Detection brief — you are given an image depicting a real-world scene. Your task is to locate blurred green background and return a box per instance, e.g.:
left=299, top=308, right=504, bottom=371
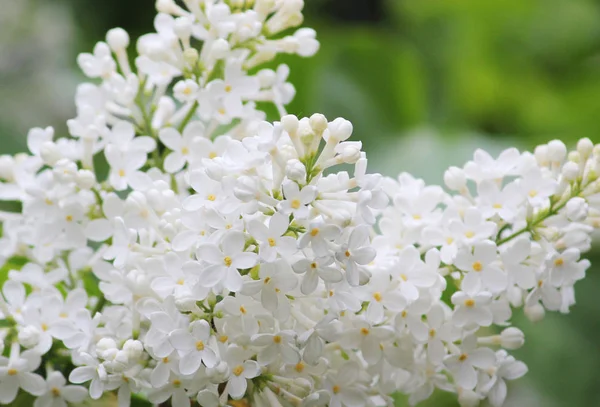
left=2, top=0, right=600, bottom=406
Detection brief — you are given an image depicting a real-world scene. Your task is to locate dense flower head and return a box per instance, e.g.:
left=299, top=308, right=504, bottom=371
left=0, top=1, right=600, bottom=406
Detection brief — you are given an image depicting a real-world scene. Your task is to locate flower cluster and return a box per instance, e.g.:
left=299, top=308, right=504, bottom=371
left=1, top=1, right=599, bottom=407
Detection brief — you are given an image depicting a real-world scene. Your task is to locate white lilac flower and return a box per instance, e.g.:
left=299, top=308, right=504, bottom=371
left=0, top=1, right=599, bottom=406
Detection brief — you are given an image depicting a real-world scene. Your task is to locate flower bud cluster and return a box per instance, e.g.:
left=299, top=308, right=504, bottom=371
left=0, top=1, right=599, bottom=407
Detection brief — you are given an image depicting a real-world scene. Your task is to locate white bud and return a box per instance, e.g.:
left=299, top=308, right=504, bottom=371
left=76, top=170, right=96, bottom=189
left=500, top=327, right=525, bottom=349
left=285, top=159, right=306, bottom=182
left=156, top=0, right=180, bottom=14
left=183, top=48, right=199, bottom=66
left=257, top=69, right=276, bottom=88
left=340, top=144, right=362, bottom=164
left=234, top=176, right=259, bottom=202
left=53, top=159, right=78, bottom=182
left=281, top=114, right=299, bottom=134
left=174, top=17, right=192, bottom=40
left=106, top=28, right=130, bottom=52
left=577, top=137, right=594, bottom=158
left=210, top=38, right=230, bottom=60
left=524, top=303, right=545, bottom=322
left=18, top=326, right=41, bottom=348
left=566, top=197, right=588, bottom=222
left=309, top=113, right=328, bottom=135
left=561, top=161, right=579, bottom=181
left=457, top=388, right=480, bottom=407
left=443, top=166, right=466, bottom=191
left=255, top=0, right=276, bottom=15
left=327, top=118, right=353, bottom=141
left=534, top=144, right=549, bottom=165
left=0, top=155, right=14, bottom=180
left=123, top=339, right=144, bottom=360
left=97, top=338, right=118, bottom=353
left=547, top=140, right=567, bottom=163
left=40, top=141, right=62, bottom=165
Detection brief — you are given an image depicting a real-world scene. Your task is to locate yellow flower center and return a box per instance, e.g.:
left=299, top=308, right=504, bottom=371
left=291, top=199, right=301, bottom=209
left=332, top=385, right=341, bottom=394
left=7, top=369, right=17, bottom=376
left=233, top=365, right=244, bottom=376
left=118, top=169, right=126, bottom=177
left=268, top=238, right=276, bottom=247
left=464, top=299, right=475, bottom=308
left=224, top=256, right=232, bottom=267
left=472, top=261, right=482, bottom=272
left=239, top=306, right=247, bottom=314
left=373, top=292, right=382, bottom=302
left=464, top=231, right=475, bottom=238
left=310, top=228, right=320, bottom=236
left=458, top=353, right=468, bottom=362
left=181, top=147, right=190, bottom=155
left=51, top=387, right=61, bottom=397
left=273, top=335, right=282, bottom=344
left=196, top=341, right=205, bottom=351
left=209, top=151, right=218, bottom=159
left=207, top=194, right=216, bottom=201
left=554, top=258, right=564, bottom=266
left=295, top=362, right=305, bottom=372
left=360, top=327, right=370, bottom=335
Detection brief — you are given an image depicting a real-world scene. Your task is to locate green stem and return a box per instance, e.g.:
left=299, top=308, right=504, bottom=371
left=177, top=101, right=199, bottom=133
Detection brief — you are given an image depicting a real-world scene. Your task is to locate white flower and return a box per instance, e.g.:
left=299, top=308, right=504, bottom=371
left=0, top=347, right=46, bottom=404
left=444, top=336, right=496, bottom=390
left=251, top=330, right=300, bottom=366
left=223, top=345, right=261, bottom=400
left=335, top=225, right=376, bottom=286
left=455, top=241, right=506, bottom=294
left=451, top=290, right=494, bottom=328
left=34, top=371, right=87, bottom=407
left=195, top=230, right=257, bottom=292
left=159, top=122, right=206, bottom=173
left=279, top=182, right=316, bottom=218
left=292, top=255, right=342, bottom=295
left=169, top=320, right=219, bottom=374
left=248, top=212, right=297, bottom=262
left=478, top=350, right=527, bottom=407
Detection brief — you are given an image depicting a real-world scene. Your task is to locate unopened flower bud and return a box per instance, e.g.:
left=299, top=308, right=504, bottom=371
left=18, top=326, right=40, bottom=348
left=577, top=137, right=594, bottom=158
left=183, top=48, right=199, bottom=66
left=123, top=339, right=144, bottom=360
left=327, top=118, right=353, bottom=142
left=286, top=159, right=306, bottom=182
left=524, top=303, right=545, bottom=322
left=547, top=140, right=567, bottom=163
left=444, top=166, right=466, bottom=191
left=257, top=69, right=276, bottom=88
left=309, top=113, right=328, bottom=135
left=561, top=161, right=579, bottom=182
left=281, top=114, right=299, bottom=135
left=457, top=388, right=480, bottom=407
left=97, top=337, right=118, bottom=354
left=210, top=39, right=230, bottom=60
left=500, top=327, right=525, bottom=349
left=340, top=144, right=361, bottom=164
left=534, top=144, right=549, bottom=166
left=76, top=170, right=96, bottom=189
left=106, top=28, right=130, bottom=52
left=40, top=141, right=62, bottom=165
left=566, top=197, right=588, bottom=222
left=174, top=17, right=192, bottom=40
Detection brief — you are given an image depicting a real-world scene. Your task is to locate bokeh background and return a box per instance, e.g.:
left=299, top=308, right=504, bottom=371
left=2, top=0, right=600, bottom=406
